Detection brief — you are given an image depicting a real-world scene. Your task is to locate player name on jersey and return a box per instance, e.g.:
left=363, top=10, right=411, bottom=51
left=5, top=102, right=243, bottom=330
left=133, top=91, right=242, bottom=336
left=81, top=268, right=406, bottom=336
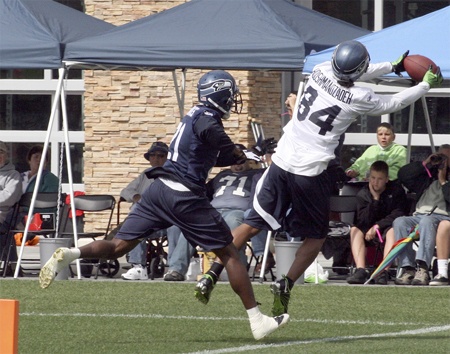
left=311, top=68, right=354, bottom=104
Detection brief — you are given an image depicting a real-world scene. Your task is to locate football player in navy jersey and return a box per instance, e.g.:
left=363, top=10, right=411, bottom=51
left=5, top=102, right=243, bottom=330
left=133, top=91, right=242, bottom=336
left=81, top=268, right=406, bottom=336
left=39, top=70, right=289, bottom=340
left=197, top=40, right=443, bottom=316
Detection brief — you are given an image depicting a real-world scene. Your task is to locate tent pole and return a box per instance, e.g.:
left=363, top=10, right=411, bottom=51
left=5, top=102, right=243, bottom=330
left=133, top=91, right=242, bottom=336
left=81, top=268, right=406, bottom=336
left=297, top=80, right=306, bottom=99
left=290, top=77, right=307, bottom=122
left=14, top=69, right=66, bottom=278
left=181, top=69, right=186, bottom=117
left=421, top=96, right=436, bottom=153
left=172, top=69, right=185, bottom=119
left=60, top=67, right=81, bottom=279
left=258, top=231, right=273, bottom=283
left=406, top=102, right=415, bottom=163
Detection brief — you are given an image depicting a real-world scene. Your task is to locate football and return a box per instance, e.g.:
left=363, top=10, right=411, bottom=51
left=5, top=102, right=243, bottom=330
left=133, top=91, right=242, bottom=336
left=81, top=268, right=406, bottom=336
left=403, top=54, right=438, bottom=82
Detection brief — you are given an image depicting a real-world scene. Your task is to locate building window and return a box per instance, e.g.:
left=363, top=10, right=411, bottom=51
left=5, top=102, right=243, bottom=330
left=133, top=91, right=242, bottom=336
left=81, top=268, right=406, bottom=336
left=0, top=0, right=85, bottom=191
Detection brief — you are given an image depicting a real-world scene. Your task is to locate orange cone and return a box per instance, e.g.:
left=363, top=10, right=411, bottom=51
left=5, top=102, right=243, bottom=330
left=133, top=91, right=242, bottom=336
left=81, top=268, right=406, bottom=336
left=0, top=299, right=19, bottom=354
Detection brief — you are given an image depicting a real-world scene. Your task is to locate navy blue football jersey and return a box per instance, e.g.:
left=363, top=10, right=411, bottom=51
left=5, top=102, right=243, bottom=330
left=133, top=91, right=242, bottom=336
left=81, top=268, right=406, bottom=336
left=159, top=105, right=239, bottom=193
left=207, top=168, right=262, bottom=211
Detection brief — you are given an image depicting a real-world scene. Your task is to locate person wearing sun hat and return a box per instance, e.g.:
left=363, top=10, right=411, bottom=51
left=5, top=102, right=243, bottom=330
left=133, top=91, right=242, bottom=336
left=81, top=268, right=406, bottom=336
left=143, top=141, right=169, bottom=162
left=119, top=141, right=169, bottom=280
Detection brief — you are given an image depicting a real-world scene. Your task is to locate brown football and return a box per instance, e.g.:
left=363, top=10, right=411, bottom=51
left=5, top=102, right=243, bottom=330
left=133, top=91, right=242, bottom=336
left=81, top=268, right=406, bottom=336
left=403, top=54, right=438, bottom=82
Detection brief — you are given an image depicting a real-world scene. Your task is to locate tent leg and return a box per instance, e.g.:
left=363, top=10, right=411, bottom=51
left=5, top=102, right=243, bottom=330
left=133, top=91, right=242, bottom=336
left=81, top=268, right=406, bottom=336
left=14, top=69, right=66, bottom=278
left=258, top=230, right=273, bottom=283
left=60, top=67, right=81, bottom=279
left=314, top=257, right=319, bottom=284
left=291, top=78, right=306, bottom=121
left=172, top=69, right=186, bottom=120
left=421, top=96, right=436, bottom=153
left=406, top=102, right=415, bottom=163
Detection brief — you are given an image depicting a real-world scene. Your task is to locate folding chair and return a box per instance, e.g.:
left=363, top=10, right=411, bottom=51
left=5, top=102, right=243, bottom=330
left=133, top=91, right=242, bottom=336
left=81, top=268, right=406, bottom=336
left=62, top=194, right=117, bottom=278
left=116, top=196, right=169, bottom=280
left=314, top=195, right=358, bottom=281
left=116, top=196, right=127, bottom=228
left=1, top=192, right=60, bottom=277
left=246, top=242, right=275, bottom=281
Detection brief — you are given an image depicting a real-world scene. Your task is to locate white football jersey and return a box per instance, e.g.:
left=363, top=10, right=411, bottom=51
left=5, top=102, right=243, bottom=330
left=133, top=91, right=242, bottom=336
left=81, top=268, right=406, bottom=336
left=272, top=61, right=429, bottom=176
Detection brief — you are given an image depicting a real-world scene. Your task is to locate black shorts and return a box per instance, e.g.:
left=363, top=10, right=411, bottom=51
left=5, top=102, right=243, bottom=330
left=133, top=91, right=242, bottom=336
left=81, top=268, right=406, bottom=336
left=245, top=163, right=330, bottom=239
left=116, top=179, right=233, bottom=251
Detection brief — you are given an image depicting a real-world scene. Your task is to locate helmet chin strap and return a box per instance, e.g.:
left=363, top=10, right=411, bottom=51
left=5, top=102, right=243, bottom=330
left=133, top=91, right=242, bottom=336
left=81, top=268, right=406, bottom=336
left=207, top=97, right=230, bottom=118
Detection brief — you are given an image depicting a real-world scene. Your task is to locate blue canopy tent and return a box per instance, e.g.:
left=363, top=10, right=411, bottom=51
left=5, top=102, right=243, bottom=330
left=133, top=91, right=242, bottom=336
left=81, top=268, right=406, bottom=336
left=0, top=0, right=115, bottom=278
left=303, top=6, right=450, bottom=83
left=301, top=6, right=450, bottom=161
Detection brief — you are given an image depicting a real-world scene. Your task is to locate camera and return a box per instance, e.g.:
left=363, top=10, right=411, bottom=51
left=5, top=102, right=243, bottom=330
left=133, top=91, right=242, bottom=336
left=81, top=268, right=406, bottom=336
left=430, top=153, right=448, bottom=169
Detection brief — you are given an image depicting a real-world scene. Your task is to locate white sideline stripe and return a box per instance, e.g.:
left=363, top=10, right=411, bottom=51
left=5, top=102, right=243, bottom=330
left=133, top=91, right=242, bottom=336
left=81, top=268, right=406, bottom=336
left=187, top=325, right=450, bottom=354
left=21, top=312, right=433, bottom=327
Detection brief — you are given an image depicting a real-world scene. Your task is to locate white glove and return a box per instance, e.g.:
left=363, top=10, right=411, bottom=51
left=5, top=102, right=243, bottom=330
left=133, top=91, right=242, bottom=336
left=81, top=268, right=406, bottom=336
left=243, top=150, right=261, bottom=162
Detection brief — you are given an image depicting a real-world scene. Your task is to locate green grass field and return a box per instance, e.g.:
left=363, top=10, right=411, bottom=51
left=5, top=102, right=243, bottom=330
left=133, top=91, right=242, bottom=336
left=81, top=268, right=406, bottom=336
left=1, top=278, right=449, bottom=354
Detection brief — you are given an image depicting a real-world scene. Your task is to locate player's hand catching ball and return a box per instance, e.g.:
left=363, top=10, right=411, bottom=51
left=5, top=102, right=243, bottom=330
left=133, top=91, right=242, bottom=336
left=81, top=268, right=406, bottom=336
left=422, top=66, right=443, bottom=88
left=391, top=50, right=409, bottom=77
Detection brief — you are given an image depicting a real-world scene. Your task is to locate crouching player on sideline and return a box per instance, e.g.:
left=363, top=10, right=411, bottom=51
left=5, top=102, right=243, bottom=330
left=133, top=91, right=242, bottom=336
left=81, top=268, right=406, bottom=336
left=195, top=40, right=443, bottom=316
left=39, top=70, right=289, bottom=340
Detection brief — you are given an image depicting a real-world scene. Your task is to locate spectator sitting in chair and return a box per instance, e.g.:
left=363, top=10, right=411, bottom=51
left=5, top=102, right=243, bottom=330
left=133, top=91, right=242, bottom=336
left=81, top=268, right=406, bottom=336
left=21, top=145, right=59, bottom=194
left=16, top=145, right=60, bottom=245
left=206, top=144, right=276, bottom=273
left=394, top=145, right=450, bottom=286
left=120, top=141, right=169, bottom=281
left=163, top=225, right=196, bottom=281
left=346, top=161, right=407, bottom=285
left=346, top=123, right=406, bottom=182
left=429, top=219, right=450, bottom=286
left=0, top=142, right=22, bottom=267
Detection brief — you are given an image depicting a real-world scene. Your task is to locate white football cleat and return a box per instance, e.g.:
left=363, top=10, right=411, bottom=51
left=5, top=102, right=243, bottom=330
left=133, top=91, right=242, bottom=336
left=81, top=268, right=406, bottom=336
left=251, top=313, right=290, bottom=340
left=39, top=248, right=74, bottom=289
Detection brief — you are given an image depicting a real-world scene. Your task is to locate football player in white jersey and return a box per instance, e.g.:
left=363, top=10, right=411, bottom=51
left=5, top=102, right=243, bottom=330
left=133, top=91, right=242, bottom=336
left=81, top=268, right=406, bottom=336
left=195, top=40, right=443, bottom=316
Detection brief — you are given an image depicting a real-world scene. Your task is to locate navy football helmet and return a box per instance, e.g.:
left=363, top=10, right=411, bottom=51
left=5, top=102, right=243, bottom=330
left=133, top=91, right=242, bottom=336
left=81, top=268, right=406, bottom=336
left=197, top=70, right=242, bottom=119
left=331, top=40, right=370, bottom=85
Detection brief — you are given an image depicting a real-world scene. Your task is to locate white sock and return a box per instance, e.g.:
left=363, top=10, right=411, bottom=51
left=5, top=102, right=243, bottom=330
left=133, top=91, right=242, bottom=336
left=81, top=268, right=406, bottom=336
left=247, top=306, right=262, bottom=321
left=67, top=248, right=81, bottom=260
left=437, top=259, right=449, bottom=278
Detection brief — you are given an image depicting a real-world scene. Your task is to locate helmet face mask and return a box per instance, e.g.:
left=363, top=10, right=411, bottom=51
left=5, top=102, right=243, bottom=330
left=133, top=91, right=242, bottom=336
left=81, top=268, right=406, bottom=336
left=331, top=40, right=370, bottom=85
left=198, top=70, right=243, bottom=119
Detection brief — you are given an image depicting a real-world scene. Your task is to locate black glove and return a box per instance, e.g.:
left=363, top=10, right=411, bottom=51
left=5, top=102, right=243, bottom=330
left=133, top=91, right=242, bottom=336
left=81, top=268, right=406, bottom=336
left=252, top=137, right=278, bottom=156
left=391, top=50, right=409, bottom=77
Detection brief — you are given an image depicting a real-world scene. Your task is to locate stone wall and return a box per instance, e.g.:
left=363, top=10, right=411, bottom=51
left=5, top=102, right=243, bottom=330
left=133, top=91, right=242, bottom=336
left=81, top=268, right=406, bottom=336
left=83, top=0, right=282, bottom=230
